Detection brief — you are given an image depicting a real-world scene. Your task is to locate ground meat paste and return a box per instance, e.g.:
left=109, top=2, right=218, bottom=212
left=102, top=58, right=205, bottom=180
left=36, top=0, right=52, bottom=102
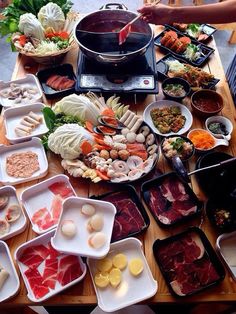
left=6, top=151, right=39, bottom=178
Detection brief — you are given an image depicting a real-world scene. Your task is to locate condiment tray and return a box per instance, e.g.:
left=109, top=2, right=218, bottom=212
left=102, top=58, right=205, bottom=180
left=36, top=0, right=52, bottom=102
left=0, top=186, right=27, bottom=241
left=15, top=229, right=87, bottom=302
left=0, top=137, right=48, bottom=185
left=87, top=237, right=158, bottom=312
left=0, top=240, right=20, bottom=302
left=51, top=196, right=116, bottom=258
left=3, top=103, right=49, bottom=144
left=0, top=74, right=43, bottom=108
left=216, top=231, right=236, bottom=281
left=20, top=174, right=76, bottom=234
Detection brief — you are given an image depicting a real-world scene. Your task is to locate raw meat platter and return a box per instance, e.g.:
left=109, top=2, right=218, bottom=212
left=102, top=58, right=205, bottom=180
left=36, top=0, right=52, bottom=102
left=20, top=174, right=76, bottom=234
left=0, top=137, right=48, bottom=185
left=155, top=54, right=220, bottom=90
left=0, top=74, right=43, bottom=108
left=216, top=231, right=236, bottom=281
left=0, top=186, right=27, bottom=241
left=0, top=240, right=20, bottom=302
left=15, top=229, right=87, bottom=302
left=51, top=196, right=116, bottom=258
left=153, top=227, right=225, bottom=297
left=3, top=102, right=49, bottom=144
left=154, top=25, right=214, bottom=67
left=92, top=185, right=150, bottom=242
left=87, top=237, right=158, bottom=312
left=141, top=172, right=202, bottom=227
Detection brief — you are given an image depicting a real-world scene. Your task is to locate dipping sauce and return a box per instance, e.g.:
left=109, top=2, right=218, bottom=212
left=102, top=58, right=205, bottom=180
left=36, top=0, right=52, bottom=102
left=208, top=121, right=229, bottom=136
left=163, top=84, right=186, bottom=97
left=188, top=129, right=215, bottom=150
left=194, top=97, right=221, bottom=112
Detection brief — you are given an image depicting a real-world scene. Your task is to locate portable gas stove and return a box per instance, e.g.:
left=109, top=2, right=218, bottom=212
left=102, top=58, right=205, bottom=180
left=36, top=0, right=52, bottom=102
left=75, top=42, right=158, bottom=94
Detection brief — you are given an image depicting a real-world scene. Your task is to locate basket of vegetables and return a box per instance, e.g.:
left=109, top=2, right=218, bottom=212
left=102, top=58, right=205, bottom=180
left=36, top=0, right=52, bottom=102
left=0, top=0, right=78, bottom=64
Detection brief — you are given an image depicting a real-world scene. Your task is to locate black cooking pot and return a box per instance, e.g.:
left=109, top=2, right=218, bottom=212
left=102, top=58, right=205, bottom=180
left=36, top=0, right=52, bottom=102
left=74, top=3, right=153, bottom=65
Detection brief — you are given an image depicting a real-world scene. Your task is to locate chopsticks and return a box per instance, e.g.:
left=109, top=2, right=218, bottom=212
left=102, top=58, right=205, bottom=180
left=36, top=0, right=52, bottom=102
left=118, top=0, right=161, bottom=45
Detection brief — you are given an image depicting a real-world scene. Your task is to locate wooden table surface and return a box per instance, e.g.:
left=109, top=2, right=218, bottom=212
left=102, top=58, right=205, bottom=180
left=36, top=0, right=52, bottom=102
left=1, top=25, right=236, bottom=306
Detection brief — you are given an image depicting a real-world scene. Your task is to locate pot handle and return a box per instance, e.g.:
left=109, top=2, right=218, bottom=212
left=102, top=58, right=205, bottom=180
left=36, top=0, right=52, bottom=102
left=100, top=3, right=128, bottom=10
left=96, top=55, right=128, bottom=63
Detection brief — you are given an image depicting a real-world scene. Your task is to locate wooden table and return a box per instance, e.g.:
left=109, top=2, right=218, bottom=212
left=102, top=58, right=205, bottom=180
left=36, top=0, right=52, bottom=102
left=1, top=25, right=236, bottom=307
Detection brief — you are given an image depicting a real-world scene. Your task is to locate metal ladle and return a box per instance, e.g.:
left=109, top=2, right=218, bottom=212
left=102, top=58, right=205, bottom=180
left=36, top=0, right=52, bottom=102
left=172, top=155, right=236, bottom=183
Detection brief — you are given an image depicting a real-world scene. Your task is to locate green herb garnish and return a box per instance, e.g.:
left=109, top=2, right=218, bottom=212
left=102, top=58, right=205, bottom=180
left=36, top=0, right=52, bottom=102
left=171, top=138, right=185, bottom=152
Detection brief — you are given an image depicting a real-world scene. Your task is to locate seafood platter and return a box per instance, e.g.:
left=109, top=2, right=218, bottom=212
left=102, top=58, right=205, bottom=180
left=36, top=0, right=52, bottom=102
left=156, top=54, right=220, bottom=90
left=170, top=23, right=217, bottom=42
left=154, top=25, right=214, bottom=66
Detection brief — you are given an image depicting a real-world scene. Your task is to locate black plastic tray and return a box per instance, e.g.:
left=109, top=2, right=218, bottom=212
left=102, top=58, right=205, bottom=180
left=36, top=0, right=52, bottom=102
left=169, top=23, right=217, bottom=42
left=36, top=63, right=76, bottom=99
left=153, top=227, right=225, bottom=297
left=154, top=25, right=214, bottom=67
left=156, top=54, right=220, bottom=90
left=91, top=185, right=150, bottom=242
left=141, top=172, right=202, bottom=227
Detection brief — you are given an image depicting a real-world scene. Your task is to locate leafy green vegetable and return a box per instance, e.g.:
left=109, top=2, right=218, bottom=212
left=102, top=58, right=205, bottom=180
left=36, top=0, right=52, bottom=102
left=0, top=0, right=73, bottom=38
left=171, top=138, right=185, bottom=152
left=42, top=107, right=56, bottom=130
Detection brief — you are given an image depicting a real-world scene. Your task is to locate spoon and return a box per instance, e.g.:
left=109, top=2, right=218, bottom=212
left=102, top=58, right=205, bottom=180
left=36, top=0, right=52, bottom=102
left=172, top=155, right=236, bottom=183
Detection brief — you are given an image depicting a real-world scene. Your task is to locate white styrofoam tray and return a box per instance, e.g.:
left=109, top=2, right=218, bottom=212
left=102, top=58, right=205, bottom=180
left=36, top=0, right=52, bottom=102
left=0, top=240, right=20, bottom=302
left=15, top=229, right=87, bottom=302
left=216, top=231, right=236, bottom=281
left=0, top=137, right=48, bottom=185
left=0, top=74, right=43, bottom=108
left=87, top=237, right=158, bottom=313
left=20, top=174, right=76, bottom=234
left=3, top=102, right=49, bottom=144
left=0, top=185, right=27, bottom=241
left=51, top=196, right=116, bottom=259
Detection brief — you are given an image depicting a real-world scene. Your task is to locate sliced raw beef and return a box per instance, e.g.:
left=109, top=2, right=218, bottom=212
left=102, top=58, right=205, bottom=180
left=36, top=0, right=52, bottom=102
left=160, top=177, right=189, bottom=202
left=51, top=194, right=63, bottom=222
left=42, top=258, right=58, bottom=289
left=19, top=244, right=50, bottom=268
left=194, top=257, right=220, bottom=285
left=24, top=267, right=49, bottom=299
left=48, top=182, right=74, bottom=199
left=31, top=207, right=54, bottom=231
left=112, top=220, right=123, bottom=241
left=172, top=200, right=197, bottom=216
left=158, top=208, right=183, bottom=225
left=58, top=255, right=83, bottom=286
left=47, top=242, right=60, bottom=259
left=149, top=187, right=167, bottom=216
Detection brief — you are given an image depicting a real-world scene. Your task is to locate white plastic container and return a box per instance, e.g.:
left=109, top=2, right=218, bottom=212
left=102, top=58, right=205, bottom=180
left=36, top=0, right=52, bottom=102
left=216, top=231, right=236, bottom=281
left=20, top=174, right=76, bottom=234
left=0, top=240, right=20, bottom=302
left=0, top=74, right=43, bottom=108
left=87, top=237, right=158, bottom=312
left=51, top=196, right=116, bottom=259
left=0, top=186, right=27, bottom=241
left=3, top=102, right=49, bottom=144
left=0, top=137, right=48, bottom=185
left=15, top=229, right=87, bottom=302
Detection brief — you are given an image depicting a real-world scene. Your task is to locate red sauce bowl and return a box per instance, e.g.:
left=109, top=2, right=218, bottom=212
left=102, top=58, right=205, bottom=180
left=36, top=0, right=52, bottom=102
left=191, top=89, right=224, bottom=118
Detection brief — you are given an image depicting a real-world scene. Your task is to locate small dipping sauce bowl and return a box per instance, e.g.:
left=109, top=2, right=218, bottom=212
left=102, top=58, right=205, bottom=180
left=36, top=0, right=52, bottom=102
left=205, top=116, right=233, bottom=141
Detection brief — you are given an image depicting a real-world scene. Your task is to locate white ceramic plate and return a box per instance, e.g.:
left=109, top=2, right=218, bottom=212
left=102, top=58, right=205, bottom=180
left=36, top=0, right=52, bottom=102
left=0, top=137, right=48, bottom=185
left=15, top=229, right=87, bottom=302
left=20, top=174, right=76, bottom=234
left=0, top=74, right=43, bottom=108
left=0, top=186, right=27, bottom=241
left=51, top=197, right=116, bottom=259
left=3, top=102, right=49, bottom=144
left=143, top=100, right=193, bottom=136
left=87, top=237, right=158, bottom=312
left=0, top=240, right=20, bottom=302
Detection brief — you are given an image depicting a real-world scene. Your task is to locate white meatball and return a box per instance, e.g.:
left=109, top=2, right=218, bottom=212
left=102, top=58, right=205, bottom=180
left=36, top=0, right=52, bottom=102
left=126, top=132, right=136, bottom=143
left=135, top=133, right=145, bottom=143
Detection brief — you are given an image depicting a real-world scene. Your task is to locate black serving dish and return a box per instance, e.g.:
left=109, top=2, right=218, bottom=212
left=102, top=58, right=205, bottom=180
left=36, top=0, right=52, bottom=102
left=141, top=172, right=202, bottom=227
left=195, top=152, right=236, bottom=198
left=169, top=23, right=217, bottom=42
left=162, top=77, right=191, bottom=102
left=36, top=63, right=76, bottom=99
left=206, top=196, right=236, bottom=233
left=91, top=185, right=150, bottom=242
left=153, top=227, right=225, bottom=297
left=154, top=25, right=215, bottom=67
left=156, top=54, right=220, bottom=89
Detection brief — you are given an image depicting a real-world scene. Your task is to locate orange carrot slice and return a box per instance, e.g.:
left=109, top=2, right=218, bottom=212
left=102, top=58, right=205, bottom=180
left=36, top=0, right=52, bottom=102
left=96, top=170, right=109, bottom=180
left=80, top=141, right=92, bottom=155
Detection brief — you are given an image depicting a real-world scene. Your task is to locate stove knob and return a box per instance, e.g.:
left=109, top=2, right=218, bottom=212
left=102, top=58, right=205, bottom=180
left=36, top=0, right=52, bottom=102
left=143, top=79, right=150, bottom=85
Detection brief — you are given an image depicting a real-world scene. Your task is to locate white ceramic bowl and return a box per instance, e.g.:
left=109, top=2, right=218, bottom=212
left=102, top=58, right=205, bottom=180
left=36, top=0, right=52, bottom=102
left=143, top=100, right=193, bottom=136
left=205, top=116, right=233, bottom=141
